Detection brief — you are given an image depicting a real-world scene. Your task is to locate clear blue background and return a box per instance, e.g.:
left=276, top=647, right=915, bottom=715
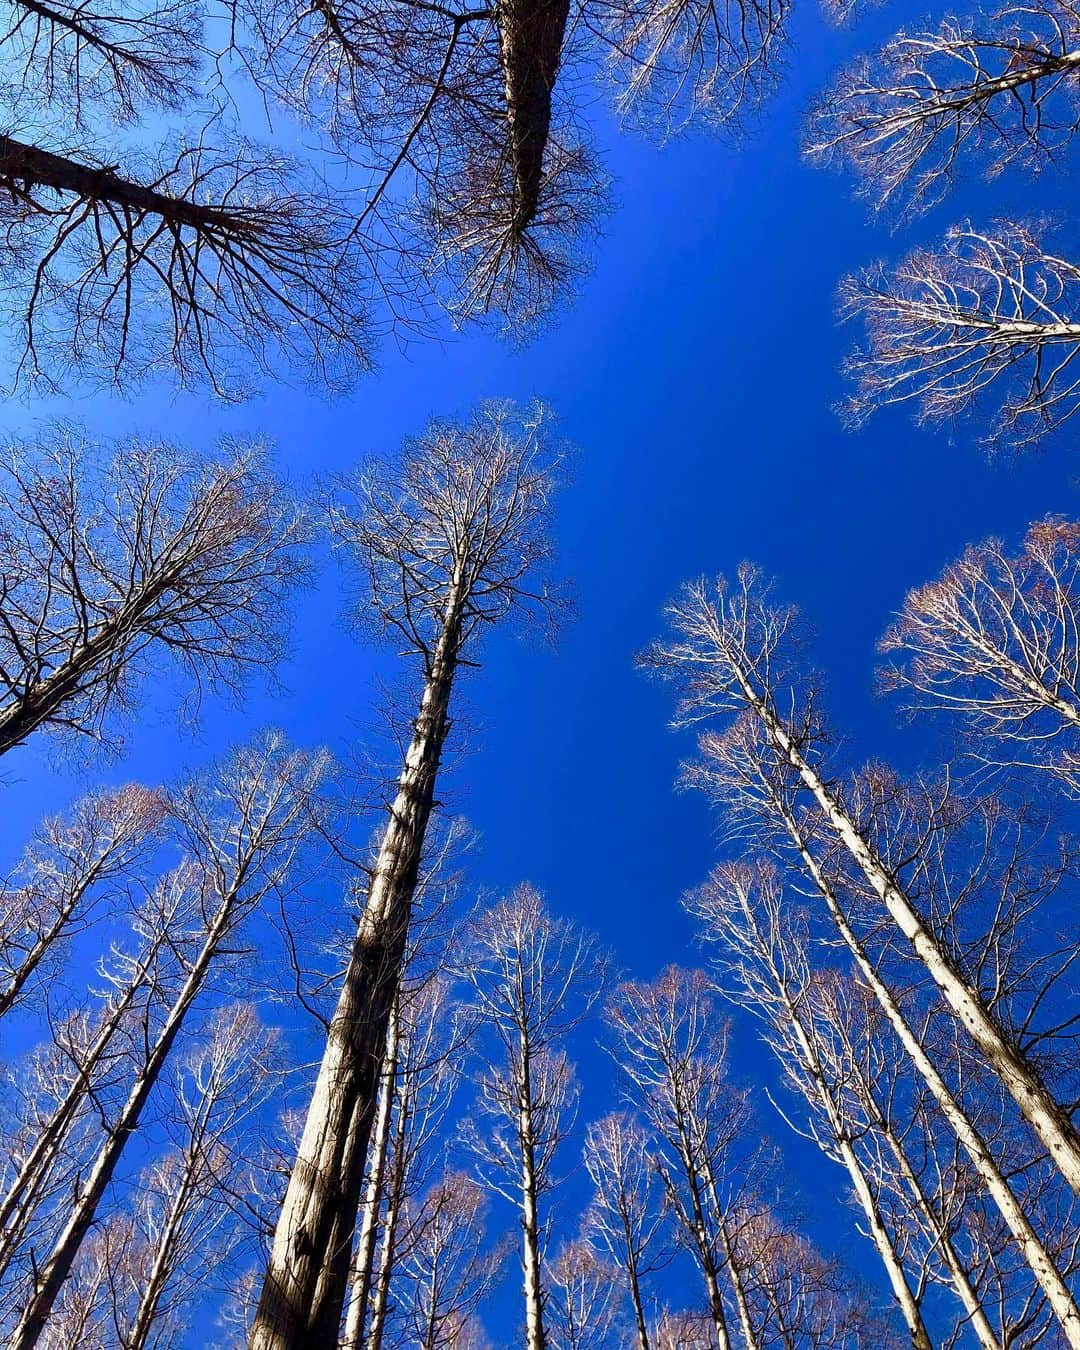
left=1, top=0, right=1076, bottom=1339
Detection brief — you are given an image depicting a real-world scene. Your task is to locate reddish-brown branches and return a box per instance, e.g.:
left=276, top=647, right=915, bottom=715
left=840, top=221, right=1080, bottom=447
left=0, top=136, right=374, bottom=398
left=880, top=517, right=1080, bottom=789
left=807, top=1, right=1080, bottom=219
left=0, top=427, right=310, bottom=759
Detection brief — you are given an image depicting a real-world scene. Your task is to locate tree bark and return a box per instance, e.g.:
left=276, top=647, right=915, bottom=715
left=365, top=1091, right=408, bottom=1350
left=779, top=1001, right=933, bottom=1350
left=8, top=895, right=235, bottom=1349
left=741, top=672, right=1080, bottom=1197
left=342, top=1002, right=400, bottom=1350
left=0, top=136, right=260, bottom=237
left=772, top=790, right=1080, bottom=1347
left=249, top=586, right=464, bottom=1350
left=519, top=1033, right=548, bottom=1350
left=0, top=939, right=164, bottom=1280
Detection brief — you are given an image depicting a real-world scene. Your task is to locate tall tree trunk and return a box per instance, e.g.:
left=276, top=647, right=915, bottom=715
left=125, top=1146, right=203, bottom=1349
left=783, top=1005, right=933, bottom=1350
left=249, top=588, right=464, bottom=1350
left=519, top=1035, right=548, bottom=1350
left=365, top=1094, right=408, bottom=1350
left=742, top=674, right=1080, bottom=1196
left=9, top=899, right=234, bottom=1349
left=0, top=940, right=165, bottom=1279
left=342, top=1002, right=400, bottom=1350
left=662, top=1135, right=732, bottom=1350
left=772, top=790, right=1080, bottom=1348
left=0, top=136, right=259, bottom=235
left=874, top=1109, right=999, bottom=1350
left=714, top=1213, right=758, bottom=1350
left=623, top=1231, right=651, bottom=1350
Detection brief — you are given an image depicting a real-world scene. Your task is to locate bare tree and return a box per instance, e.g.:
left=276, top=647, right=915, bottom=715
left=0, top=427, right=310, bottom=761
left=880, top=517, right=1080, bottom=789
left=583, top=1112, right=668, bottom=1349
left=649, top=567, right=1080, bottom=1197
left=548, top=1236, right=621, bottom=1350
left=353, top=976, right=463, bottom=1350
left=6, top=734, right=328, bottom=1349
left=250, top=402, right=563, bottom=1350
left=459, top=883, right=610, bottom=1350
left=2, top=0, right=199, bottom=124
left=839, top=221, right=1080, bottom=446
left=691, top=859, right=1005, bottom=1349
left=0, top=876, right=192, bottom=1300
left=587, top=0, right=792, bottom=138
left=394, top=1170, right=504, bottom=1350
left=0, top=783, right=165, bottom=1018
left=102, top=1003, right=285, bottom=1349
left=647, top=566, right=1080, bottom=1342
left=806, top=1, right=1080, bottom=219
left=0, top=132, right=376, bottom=397
left=606, top=966, right=767, bottom=1350
left=688, top=861, right=938, bottom=1350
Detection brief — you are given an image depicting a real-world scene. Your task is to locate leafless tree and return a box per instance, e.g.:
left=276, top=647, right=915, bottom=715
left=880, top=517, right=1080, bottom=790
left=690, top=859, right=1011, bottom=1349
left=459, top=883, right=610, bottom=1350
left=806, top=1, right=1080, bottom=219
left=651, top=1308, right=716, bottom=1348
left=393, top=1170, right=504, bottom=1350
left=586, top=0, right=792, bottom=138
left=647, top=566, right=1080, bottom=1342
left=0, top=132, right=376, bottom=398
left=2, top=0, right=200, bottom=124
left=606, top=966, right=771, bottom=1350
left=5, top=734, right=328, bottom=1349
left=0, top=875, right=195, bottom=1295
left=548, top=1236, right=621, bottom=1350
left=347, top=975, right=464, bottom=1350
left=97, top=1003, right=285, bottom=1349
left=583, top=1111, right=668, bottom=1349
left=687, top=861, right=938, bottom=1350
left=0, top=783, right=165, bottom=1018
left=839, top=220, right=1080, bottom=447
left=650, top=567, right=1080, bottom=1193
left=0, top=427, right=310, bottom=761
left=251, top=402, right=563, bottom=1350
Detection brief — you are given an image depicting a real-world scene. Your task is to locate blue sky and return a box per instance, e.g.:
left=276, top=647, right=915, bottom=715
left=2, top=0, right=1078, bottom=1339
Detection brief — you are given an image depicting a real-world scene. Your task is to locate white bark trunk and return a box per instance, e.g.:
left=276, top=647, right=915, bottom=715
left=8, top=897, right=232, bottom=1349
left=342, top=1003, right=399, bottom=1350
left=775, top=795, right=1080, bottom=1347
left=250, top=587, right=464, bottom=1350
left=519, top=1035, right=548, bottom=1350
left=781, top=1001, right=933, bottom=1349
left=742, top=674, right=1080, bottom=1197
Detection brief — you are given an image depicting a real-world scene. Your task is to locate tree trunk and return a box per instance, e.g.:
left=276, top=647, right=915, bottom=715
left=780, top=1004, right=932, bottom=1350
left=249, top=589, right=464, bottom=1350
left=8, top=900, right=232, bottom=1349
left=772, top=790, right=1080, bottom=1348
left=874, top=1109, right=999, bottom=1350
left=0, top=938, right=164, bottom=1279
left=623, top=1230, right=651, bottom=1350
left=519, top=1035, right=548, bottom=1350
left=743, top=674, right=1080, bottom=1196
left=714, top=1214, right=758, bottom=1350
left=342, top=1002, right=400, bottom=1350
left=365, top=1094, right=408, bottom=1350
left=0, top=136, right=260, bottom=236
left=125, top=1138, right=206, bottom=1350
